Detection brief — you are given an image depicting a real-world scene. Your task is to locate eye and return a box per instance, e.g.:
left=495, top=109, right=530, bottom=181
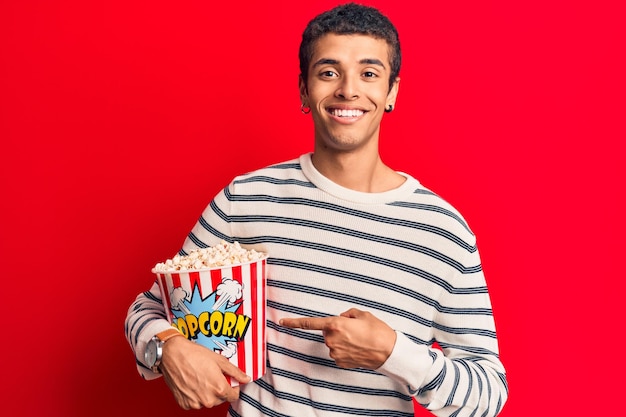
left=363, top=71, right=378, bottom=78
left=320, top=70, right=338, bottom=78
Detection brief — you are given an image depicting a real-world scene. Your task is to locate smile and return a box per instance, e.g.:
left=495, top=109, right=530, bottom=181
left=327, top=108, right=365, bottom=118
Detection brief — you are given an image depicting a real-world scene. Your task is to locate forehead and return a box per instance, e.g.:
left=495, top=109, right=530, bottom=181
left=310, top=33, right=391, bottom=68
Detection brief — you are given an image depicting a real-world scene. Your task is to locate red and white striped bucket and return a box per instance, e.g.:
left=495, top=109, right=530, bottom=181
left=153, top=257, right=267, bottom=385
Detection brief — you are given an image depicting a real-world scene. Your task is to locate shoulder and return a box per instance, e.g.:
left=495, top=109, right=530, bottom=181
left=226, top=155, right=312, bottom=195
left=235, top=157, right=304, bottom=182
left=397, top=179, right=477, bottom=245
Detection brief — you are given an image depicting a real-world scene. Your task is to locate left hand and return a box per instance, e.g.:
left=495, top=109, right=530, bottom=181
left=280, top=308, right=397, bottom=369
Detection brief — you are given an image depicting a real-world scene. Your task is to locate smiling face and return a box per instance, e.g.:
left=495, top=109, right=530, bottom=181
left=300, top=34, right=400, bottom=155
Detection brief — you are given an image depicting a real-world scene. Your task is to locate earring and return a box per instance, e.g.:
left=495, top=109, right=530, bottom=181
left=301, top=103, right=311, bottom=114
left=385, top=104, right=394, bottom=113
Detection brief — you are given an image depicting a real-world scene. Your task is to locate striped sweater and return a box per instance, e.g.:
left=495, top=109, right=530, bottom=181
left=125, top=153, right=508, bottom=417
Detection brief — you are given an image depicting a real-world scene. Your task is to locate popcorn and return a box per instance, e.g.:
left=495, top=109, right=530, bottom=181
left=153, top=240, right=266, bottom=272
left=152, top=240, right=268, bottom=385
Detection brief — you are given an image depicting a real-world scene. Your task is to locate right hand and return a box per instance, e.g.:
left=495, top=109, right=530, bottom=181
left=159, top=336, right=251, bottom=409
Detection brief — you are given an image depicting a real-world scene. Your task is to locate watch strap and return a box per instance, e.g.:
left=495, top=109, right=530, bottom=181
left=156, top=328, right=183, bottom=343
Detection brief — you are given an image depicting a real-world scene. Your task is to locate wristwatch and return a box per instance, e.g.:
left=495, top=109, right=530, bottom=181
left=145, top=328, right=184, bottom=373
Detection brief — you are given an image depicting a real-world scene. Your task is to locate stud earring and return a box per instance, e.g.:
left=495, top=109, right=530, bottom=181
left=385, top=104, right=394, bottom=113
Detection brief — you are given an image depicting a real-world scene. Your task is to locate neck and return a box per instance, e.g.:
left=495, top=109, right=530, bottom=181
left=310, top=148, right=405, bottom=193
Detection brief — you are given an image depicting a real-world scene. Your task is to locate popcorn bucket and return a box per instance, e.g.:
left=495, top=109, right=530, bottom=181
left=153, top=257, right=267, bottom=385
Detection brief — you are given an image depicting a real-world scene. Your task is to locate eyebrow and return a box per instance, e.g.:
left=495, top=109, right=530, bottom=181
left=312, top=58, right=386, bottom=69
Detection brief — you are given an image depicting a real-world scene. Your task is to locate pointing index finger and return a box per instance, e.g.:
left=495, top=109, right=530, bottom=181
left=280, top=317, right=332, bottom=330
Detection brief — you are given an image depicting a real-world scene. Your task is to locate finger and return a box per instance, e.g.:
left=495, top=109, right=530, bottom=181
left=279, top=317, right=332, bottom=330
left=220, top=359, right=252, bottom=384
left=231, top=372, right=252, bottom=384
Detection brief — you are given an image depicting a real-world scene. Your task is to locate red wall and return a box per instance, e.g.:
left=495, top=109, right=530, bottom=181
left=1, top=1, right=624, bottom=416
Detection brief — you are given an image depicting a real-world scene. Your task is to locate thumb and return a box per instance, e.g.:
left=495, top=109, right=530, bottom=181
left=340, top=308, right=365, bottom=318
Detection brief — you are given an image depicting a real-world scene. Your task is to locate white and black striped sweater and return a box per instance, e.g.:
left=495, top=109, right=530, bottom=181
left=125, top=153, right=507, bottom=417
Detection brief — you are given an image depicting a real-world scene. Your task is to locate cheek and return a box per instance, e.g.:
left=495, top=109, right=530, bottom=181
left=307, top=87, right=331, bottom=105
left=377, top=89, right=393, bottom=104
left=308, top=94, right=325, bottom=112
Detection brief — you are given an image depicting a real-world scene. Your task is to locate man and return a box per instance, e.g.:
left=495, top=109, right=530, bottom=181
left=125, top=3, right=508, bottom=416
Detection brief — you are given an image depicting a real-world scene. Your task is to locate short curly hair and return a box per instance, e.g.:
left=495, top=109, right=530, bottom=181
left=299, top=3, right=401, bottom=90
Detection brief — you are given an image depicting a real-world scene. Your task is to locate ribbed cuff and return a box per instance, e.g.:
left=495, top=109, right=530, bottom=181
left=376, top=331, right=433, bottom=394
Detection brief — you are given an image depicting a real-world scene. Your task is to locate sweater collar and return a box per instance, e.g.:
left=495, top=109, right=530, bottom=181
left=299, top=153, right=421, bottom=204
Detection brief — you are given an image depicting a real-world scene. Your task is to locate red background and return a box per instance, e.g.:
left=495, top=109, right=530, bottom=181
left=1, top=1, right=624, bottom=416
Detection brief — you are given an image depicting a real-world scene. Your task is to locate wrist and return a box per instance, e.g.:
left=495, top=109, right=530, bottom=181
left=145, top=328, right=184, bottom=373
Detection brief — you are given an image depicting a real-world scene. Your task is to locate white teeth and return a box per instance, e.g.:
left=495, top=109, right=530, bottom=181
left=330, top=109, right=364, bottom=117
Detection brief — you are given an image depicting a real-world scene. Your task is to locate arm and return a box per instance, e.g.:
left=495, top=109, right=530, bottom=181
left=281, top=306, right=507, bottom=417
left=379, top=233, right=508, bottom=416
left=281, top=252, right=508, bottom=417
left=124, top=273, right=249, bottom=408
left=378, top=327, right=507, bottom=417
left=396, top=249, right=508, bottom=417
left=124, top=281, right=173, bottom=380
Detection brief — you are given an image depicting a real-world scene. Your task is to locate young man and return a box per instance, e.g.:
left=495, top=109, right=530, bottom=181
left=125, top=3, right=508, bottom=417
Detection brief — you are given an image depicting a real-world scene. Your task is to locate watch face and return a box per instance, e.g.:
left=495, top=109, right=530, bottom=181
left=145, top=340, right=157, bottom=366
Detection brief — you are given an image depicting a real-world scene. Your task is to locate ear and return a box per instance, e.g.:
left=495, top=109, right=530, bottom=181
left=299, top=74, right=308, bottom=102
left=386, top=77, right=400, bottom=108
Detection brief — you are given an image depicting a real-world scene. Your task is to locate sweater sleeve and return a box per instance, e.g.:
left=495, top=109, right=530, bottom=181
left=377, top=247, right=508, bottom=417
left=124, top=281, right=176, bottom=380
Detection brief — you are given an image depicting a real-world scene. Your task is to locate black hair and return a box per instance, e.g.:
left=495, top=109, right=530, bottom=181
left=299, top=2, right=401, bottom=90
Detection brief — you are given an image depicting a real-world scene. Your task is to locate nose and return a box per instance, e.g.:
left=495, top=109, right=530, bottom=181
left=335, top=75, right=359, bottom=100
